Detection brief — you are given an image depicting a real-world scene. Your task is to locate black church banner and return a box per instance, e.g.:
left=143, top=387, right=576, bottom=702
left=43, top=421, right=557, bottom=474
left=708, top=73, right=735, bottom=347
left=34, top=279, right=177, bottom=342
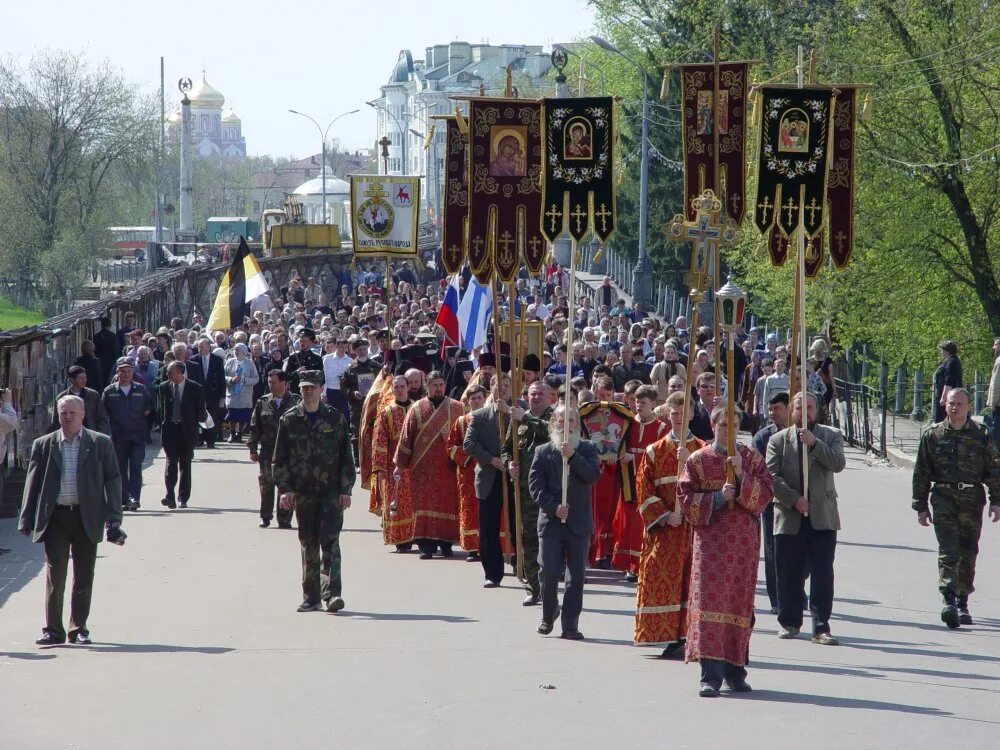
left=540, top=96, right=616, bottom=244
left=827, top=86, right=858, bottom=268
left=441, top=118, right=469, bottom=276
left=753, top=87, right=836, bottom=241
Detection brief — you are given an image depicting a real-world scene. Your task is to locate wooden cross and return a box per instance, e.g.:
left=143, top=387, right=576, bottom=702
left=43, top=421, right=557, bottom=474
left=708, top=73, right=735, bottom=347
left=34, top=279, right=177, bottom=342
left=757, top=196, right=774, bottom=224
left=594, top=203, right=613, bottom=234
left=570, top=204, right=588, bottom=235
left=545, top=204, right=563, bottom=234
left=805, top=198, right=822, bottom=225
left=782, top=197, right=798, bottom=226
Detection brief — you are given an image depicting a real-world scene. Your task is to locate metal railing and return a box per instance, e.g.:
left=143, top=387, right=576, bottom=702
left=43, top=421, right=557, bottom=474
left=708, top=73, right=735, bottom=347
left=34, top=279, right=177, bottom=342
left=830, top=378, right=887, bottom=457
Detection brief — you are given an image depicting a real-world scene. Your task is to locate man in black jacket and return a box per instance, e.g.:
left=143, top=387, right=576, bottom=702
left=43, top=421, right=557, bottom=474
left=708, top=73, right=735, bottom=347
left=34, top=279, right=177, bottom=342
left=93, top=317, right=119, bottom=387
left=75, top=341, right=106, bottom=393
left=283, top=328, right=324, bottom=395
left=187, top=338, right=225, bottom=447
left=50, top=366, right=110, bottom=435
left=158, top=361, right=207, bottom=509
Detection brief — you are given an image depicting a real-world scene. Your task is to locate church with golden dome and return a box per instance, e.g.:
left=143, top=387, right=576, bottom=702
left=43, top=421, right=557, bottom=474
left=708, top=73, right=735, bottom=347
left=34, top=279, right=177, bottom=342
left=166, top=73, right=247, bottom=158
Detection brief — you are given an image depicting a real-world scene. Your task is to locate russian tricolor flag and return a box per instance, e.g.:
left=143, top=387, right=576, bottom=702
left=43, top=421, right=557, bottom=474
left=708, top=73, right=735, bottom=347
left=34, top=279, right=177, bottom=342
left=435, top=273, right=462, bottom=349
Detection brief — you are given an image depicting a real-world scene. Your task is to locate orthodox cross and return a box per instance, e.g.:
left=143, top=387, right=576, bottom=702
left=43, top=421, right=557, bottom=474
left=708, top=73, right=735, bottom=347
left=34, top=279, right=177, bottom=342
left=497, top=230, right=516, bottom=267
left=782, top=197, right=798, bottom=226
left=363, top=181, right=387, bottom=202
left=594, top=203, right=613, bottom=235
left=377, top=136, right=391, bottom=174
left=804, top=198, right=822, bottom=226
left=757, top=196, right=774, bottom=224
left=545, top=203, right=563, bottom=234
left=668, top=189, right=740, bottom=292
left=471, top=236, right=485, bottom=255
left=447, top=244, right=462, bottom=266
left=834, top=231, right=847, bottom=255
left=528, top=235, right=542, bottom=255
left=570, top=204, right=588, bottom=236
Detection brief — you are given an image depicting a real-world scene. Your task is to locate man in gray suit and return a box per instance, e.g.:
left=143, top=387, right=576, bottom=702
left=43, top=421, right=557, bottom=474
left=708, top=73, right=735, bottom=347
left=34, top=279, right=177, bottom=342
left=19, top=394, right=123, bottom=646
left=464, top=374, right=513, bottom=587
left=529, top=405, right=601, bottom=640
left=766, top=393, right=846, bottom=645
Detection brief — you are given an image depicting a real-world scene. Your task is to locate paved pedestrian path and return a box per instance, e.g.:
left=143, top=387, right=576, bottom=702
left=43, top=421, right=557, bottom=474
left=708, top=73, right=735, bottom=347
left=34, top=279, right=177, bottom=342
left=1, top=440, right=998, bottom=749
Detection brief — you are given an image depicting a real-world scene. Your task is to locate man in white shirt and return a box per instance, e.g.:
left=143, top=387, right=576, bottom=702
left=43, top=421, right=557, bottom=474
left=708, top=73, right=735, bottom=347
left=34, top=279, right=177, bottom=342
left=323, top=337, right=354, bottom=421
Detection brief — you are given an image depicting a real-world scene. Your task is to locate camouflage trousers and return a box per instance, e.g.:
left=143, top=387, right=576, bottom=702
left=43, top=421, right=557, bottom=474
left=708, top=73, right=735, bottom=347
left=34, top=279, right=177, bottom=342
left=508, top=483, right=541, bottom=595
left=259, top=459, right=293, bottom=525
left=931, top=493, right=985, bottom=596
left=294, top=493, right=344, bottom=602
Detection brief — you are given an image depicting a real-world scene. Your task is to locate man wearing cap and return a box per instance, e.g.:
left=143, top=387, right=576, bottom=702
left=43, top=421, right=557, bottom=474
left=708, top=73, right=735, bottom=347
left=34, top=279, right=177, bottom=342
left=50, top=365, right=110, bottom=435
left=248, top=369, right=300, bottom=529
left=102, top=358, right=152, bottom=511
left=273, top=370, right=356, bottom=613
left=283, top=328, right=324, bottom=395
left=341, top=340, right=381, bottom=466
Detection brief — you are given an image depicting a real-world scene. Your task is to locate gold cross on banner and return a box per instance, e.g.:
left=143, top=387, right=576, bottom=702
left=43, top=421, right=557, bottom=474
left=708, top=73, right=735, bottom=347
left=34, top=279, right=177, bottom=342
left=834, top=231, right=847, bottom=253
left=594, top=203, right=612, bottom=234
left=528, top=235, right=542, bottom=254
left=471, top=236, right=484, bottom=253
left=757, top=196, right=773, bottom=224
left=447, top=244, right=461, bottom=264
left=667, top=189, right=740, bottom=292
left=782, top=197, right=798, bottom=226
left=497, top=230, right=516, bottom=266
left=363, top=181, right=387, bottom=201
left=570, top=204, right=588, bottom=235
left=545, top=204, right=563, bottom=234
left=805, top=198, right=822, bottom=225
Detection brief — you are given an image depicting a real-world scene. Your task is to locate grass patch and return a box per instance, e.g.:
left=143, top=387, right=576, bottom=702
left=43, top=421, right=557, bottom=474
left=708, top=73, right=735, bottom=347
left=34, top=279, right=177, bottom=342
left=0, top=298, right=45, bottom=331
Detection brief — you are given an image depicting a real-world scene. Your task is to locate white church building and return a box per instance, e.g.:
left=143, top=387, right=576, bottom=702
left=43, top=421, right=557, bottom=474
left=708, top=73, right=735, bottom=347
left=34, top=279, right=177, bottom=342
left=167, top=74, right=248, bottom=158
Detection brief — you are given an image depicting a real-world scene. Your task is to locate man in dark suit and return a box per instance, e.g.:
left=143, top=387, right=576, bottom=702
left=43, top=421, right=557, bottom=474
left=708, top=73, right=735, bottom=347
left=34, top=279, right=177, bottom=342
left=18, top=394, right=123, bottom=646
left=187, top=338, right=225, bottom=447
left=93, top=317, right=119, bottom=387
left=50, top=365, right=110, bottom=435
left=529, top=405, right=601, bottom=640
left=158, top=361, right=207, bottom=509
left=464, top=374, right=513, bottom=588
left=74, top=340, right=105, bottom=393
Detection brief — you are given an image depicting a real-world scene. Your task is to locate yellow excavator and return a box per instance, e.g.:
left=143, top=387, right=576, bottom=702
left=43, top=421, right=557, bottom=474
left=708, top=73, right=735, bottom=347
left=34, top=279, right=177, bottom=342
left=262, top=195, right=345, bottom=258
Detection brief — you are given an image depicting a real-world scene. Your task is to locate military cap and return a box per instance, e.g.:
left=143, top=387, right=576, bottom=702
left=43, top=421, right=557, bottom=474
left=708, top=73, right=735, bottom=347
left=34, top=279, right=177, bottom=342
left=298, top=370, right=323, bottom=387
left=115, top=357, right=134, bottom=369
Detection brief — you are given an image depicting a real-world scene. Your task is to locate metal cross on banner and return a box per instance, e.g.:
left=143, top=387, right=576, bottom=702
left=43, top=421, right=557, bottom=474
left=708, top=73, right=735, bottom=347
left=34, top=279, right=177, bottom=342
left=668, top=189, right=740, bottom=291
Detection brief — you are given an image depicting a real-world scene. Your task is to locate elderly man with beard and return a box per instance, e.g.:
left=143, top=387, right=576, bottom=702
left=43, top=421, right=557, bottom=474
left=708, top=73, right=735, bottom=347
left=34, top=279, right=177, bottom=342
left=405, top=368, right=426, bottom=401
left=529, top=405, right=601, bottom=640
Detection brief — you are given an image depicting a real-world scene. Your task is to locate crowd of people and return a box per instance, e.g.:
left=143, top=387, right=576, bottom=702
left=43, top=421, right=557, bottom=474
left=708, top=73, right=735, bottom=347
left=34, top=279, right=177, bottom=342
left=13, top=262, right=1000, bottom=697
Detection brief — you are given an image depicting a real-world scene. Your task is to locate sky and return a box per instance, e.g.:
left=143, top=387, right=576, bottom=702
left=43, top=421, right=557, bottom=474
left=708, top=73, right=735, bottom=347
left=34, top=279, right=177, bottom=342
left=6, top=0, right=596, bottom=160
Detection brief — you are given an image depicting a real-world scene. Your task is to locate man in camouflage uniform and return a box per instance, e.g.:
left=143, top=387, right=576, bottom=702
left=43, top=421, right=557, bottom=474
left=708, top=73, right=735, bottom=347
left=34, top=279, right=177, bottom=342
left=248, top=369, right=300, bottom=529
left=272, top=370, right=356, bottom=613
left=502, top=380, right=552, bottom=606
left=912, top=388, right=1000, bottom=628
left=341, top=339, right=381, bottom=466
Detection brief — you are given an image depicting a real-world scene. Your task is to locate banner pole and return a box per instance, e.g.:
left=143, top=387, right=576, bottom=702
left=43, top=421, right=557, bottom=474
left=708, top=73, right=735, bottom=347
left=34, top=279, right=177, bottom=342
left=385, top=256, right=392, bottom=332
left=508, top=281, right=525, bottom=581
left=490, top=274, right=512, bottom=551
left=677, top=290, right=702, bottom=512
left=560, top=238, right=578, bottom=521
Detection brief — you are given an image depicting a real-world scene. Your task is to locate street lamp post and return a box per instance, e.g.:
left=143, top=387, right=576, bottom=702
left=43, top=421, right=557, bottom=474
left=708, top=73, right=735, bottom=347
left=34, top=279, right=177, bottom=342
left=591, top=35, right=653, bottom=306
left=288, top=108, right=359, bottom=223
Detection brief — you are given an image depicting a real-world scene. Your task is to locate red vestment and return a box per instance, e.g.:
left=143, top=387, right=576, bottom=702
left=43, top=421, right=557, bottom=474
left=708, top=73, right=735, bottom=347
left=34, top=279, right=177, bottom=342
left=633, top=432, right=702, bottom=645
left=612, top=415, right=669, bottom=573
left=677, top=443, right=772, bottom=667
left=446, top=412, right=479, bottom=552
left=371, top=400, right=414, bottom=545
left=394, top=397, right=463, bottom=544
left=360, top=373, right=391, bottom=500
left=580, top=401, right=634, bottom=565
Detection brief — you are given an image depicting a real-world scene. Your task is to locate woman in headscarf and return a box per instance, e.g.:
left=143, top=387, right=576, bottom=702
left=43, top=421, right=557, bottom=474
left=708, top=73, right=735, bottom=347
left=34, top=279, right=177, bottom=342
left=224, top=343, right=259, bottom=443
left=448, top=359, right=476, bottom=400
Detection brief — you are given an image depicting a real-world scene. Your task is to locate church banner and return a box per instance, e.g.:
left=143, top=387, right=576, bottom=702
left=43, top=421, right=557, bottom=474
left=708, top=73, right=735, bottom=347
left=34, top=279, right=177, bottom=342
left=827, top=86, right=858, bottom=268
left=350, top=175, right=421, bottom=257
left=753, top=86, right=836, bottom=241
left=679, top=62, right=750, bottom=224
left=467, top=98, right=545, bottom=282
left=540, top=96, right=616, bottom=244
left=441, top=118, right=469, bottom=275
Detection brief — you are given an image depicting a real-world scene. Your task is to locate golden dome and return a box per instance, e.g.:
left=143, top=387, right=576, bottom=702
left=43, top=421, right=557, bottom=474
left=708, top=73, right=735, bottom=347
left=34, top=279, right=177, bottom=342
left=189, top=75, right=225, bottom=108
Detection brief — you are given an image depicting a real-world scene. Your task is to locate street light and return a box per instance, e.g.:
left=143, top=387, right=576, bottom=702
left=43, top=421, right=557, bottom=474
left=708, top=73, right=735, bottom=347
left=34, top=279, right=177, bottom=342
left=590, top=35, right=653, bottom=306
left=288, top=108, right=359, bottom=223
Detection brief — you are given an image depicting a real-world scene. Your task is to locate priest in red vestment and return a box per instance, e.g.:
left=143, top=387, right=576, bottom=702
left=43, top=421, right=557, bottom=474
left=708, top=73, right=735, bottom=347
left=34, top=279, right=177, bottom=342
left=360, top=371, right=389, bottom=496
left=371, top=375, right=414, bottom=550
left=634, top=391, right=702, bottom=656
left=613, top=385, right=669, bottom=579
left=678, top=405, right=772, bottom=697
left=447, top=385, right=488, bottom=560
left=394, top=371, right=463, bottom=559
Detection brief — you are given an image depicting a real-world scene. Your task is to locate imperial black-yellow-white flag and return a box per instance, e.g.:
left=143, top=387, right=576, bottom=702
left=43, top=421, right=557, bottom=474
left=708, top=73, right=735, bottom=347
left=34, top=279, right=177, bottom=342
left=207, top=237, right=269, bottom=330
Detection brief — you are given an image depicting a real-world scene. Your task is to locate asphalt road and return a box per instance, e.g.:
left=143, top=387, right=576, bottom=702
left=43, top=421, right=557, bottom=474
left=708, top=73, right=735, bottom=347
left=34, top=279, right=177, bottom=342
left=1, top=441, right=998, bottom=749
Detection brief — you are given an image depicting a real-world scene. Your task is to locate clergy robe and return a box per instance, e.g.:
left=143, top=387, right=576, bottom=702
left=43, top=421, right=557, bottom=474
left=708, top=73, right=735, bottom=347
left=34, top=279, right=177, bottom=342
left=446, top=412, right=479, bottom=552
left=612, top=415, right=669, bottom=574
left=633, top=432, right=703, bottom=646
left=677, top=442, right=772, bottom=667
left=580, top=400, right=634, bottom=566
left=371, top=399, right=414, bottom=545
left=394, top=397, right=463, bottom=545
left=360, top=372, right=390, bottom=497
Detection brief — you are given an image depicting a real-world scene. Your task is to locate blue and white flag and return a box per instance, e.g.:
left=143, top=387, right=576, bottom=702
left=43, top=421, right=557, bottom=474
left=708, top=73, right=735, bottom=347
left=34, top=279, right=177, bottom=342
left=457, top=275, right=492, bottom=351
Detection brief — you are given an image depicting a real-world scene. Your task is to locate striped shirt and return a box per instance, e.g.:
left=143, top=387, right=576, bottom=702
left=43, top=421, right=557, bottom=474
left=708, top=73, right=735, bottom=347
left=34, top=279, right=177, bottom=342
left=56, top=431, right=82, bottom=507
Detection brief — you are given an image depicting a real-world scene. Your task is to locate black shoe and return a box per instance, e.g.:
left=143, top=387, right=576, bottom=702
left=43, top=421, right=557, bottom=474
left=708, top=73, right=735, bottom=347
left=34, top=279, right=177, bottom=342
left=625, top=571, right=638, bottom=583
left=228, top=433, right=238, bottom=443
left=394, top=543, right=413, bottom=553
left=326, top=596, right=346, bottom=613
left=129, top=501, right=140, bottom=511
left=483, top=579, right=500, bottom=589
left=259, top=519, right=271, bottom=528
left=522, top=592, right=541, bottom=606
left=660, top=642, right=684, bottom=659
left=537, top=619, right=554, bottom=635
left=35, top=632, right=65, bottom=646
left=178, top=501, right=188, bottom=509
left=206, top=443, right=216, bottom=449
left=942, top=591, right=960, bottom=629
left=699, top=684, right=721, bottom=698
left=959, top=607, right=973, bottom=625
left=769, top=607, right=779, bottom=615
left=418, top=552, right=433, bottom=560
left=440, top=546, right=454, bottom=558
left=598, top=557, right=612, bottom=570
left=465, top=552, right=479, bottom=562
left=560, top=630, right=584, bottom=641
left=725, top=678, right=752, bottom=693
left=277, top=521, right=293, bottom=529
left=161, top=497, right=176, bottom=509
left=297, top=598, right=321, bottom=612
left=69, top=631, right=91, bottom=645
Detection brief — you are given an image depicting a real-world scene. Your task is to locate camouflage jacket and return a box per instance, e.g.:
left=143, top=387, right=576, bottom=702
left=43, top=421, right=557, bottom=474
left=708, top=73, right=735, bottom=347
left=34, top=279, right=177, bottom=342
left=248, top=392, right=301, bottom=459
left=272, top=402, right=356, bottom=497
left=502, top=406, right=553, bottom=487
left=912, top=418, right=1000, bottom=513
